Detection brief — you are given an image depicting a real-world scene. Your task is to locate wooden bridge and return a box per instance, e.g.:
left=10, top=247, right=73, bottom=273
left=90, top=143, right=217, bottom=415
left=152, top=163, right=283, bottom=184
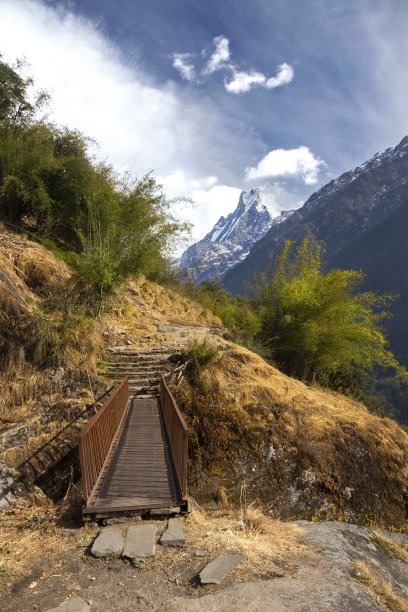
left=79, top=376, right=189, bottom=518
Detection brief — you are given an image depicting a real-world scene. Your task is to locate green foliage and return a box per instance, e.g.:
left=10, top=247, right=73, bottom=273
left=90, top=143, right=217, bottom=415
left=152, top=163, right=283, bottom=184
left=0, top=57, right=188, bottom=299
left=181, top=338, right=219, bottom=376
left=0, top=55, right=34, bottom=125
left=182, top=280, right=261, bottom=340
left=257, top=239, right=408, bottom=389
left=365, top=376, right=408, bottom=425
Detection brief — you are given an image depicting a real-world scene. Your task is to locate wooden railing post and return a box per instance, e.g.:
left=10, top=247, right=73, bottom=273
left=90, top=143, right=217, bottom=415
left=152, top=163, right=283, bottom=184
left=159, top=375, right=189, bottom=499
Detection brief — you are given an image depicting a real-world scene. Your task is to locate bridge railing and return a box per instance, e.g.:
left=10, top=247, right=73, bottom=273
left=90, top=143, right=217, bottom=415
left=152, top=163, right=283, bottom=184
left=159, top=375, right=189, bottom=498
left=79, top=377, right=129, bottom=500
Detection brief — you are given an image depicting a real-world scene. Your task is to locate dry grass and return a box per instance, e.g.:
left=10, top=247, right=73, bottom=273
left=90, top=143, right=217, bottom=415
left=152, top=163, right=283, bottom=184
left=184, top=504, right=306, bottom=580
left=352, top=560, right=408, bottom=611
left=0, top=367, right=52, bottom=421
left=100, top=276, right=221, bottom=351
left=0, top=498, right=96, bottom=589
left=15, top=247, right=70, bottom=291
left=0, top=421, right=66, bottom=468
left=127, top=277, right=220, bottom=326
left=374, top=532, right=408, bottom=564
left=175, top=342, right=408, bottom=525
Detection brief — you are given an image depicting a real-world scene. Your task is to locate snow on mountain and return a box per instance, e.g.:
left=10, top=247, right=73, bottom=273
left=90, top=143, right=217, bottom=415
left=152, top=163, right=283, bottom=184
left=223, top=135, right=408, bottom=301
left=179, top=188, right=287, bottom=283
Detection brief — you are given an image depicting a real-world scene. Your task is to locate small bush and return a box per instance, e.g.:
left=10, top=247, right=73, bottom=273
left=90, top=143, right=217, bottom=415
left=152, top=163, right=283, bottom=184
left=181, top=338, right=219, bottom=376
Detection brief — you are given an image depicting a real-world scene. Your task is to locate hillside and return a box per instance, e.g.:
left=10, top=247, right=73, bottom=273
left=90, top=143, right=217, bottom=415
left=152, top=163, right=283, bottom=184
left=0, top=225, right=220, bottom=484
left=223, top=136, right=408, bottom=365
left=0, top=227, right=407, bottom=610
left=1, top=224, right=407, bottom=523
left=173, top=342, right=408, bottom=526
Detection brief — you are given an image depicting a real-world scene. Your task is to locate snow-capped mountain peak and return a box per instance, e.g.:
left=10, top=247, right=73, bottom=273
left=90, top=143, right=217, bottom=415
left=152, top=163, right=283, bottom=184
left=179, top=188, right=275, bottom=283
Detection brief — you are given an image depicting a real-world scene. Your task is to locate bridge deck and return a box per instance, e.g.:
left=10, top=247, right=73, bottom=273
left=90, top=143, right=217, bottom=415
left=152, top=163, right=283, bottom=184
left=83, top=397, right=181, bottom=514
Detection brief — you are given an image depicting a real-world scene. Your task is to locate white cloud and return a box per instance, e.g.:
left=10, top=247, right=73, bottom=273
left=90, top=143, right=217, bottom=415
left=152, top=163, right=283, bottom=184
left=203, top=36, right=230, bottom=75
left=171, top=34, right=294, bottom=95
left=246, top=146, right=324, bottom=185
left=265, top=63, right=294, bottom=89
left=172, top=53, right=197, bottom=82
left=225, top=63, right=294, bottom=94
left=0, top=0, right=187, bottom=171
left=224, top=70, right=266, bottom=94
left=0, top=0, right=257, bottom=179
left=0, top=2, right=303, bottom=254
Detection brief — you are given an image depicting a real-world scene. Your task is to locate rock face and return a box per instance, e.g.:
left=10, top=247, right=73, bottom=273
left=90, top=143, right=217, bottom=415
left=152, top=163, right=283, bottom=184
left=179, top=189, right=285, bottom=284
left=161, top=521, right=408, bottom=612
left=223, top=136, right=408, bottom=368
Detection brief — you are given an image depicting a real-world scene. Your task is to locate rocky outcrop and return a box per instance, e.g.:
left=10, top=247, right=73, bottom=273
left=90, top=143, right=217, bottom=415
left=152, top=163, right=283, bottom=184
left=162, top=522, right=408, bottom=611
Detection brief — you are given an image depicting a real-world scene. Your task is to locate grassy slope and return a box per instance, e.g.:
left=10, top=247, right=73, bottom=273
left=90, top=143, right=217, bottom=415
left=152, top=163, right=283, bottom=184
left=0, top=225, right=407, bottom=527
left=0, top=226, right=220, bottom=468
left=175, top=343, right=408, bottom=526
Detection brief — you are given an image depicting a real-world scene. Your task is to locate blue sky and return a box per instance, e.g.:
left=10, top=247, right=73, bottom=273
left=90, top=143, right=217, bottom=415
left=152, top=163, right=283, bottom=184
left=1, top=0, right=408, bottom=247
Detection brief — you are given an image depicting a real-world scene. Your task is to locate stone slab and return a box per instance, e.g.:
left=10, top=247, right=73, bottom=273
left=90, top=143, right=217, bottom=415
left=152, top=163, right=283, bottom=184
left=160, top=518, right=185, bottom=547
left=91, top=526, right=125, bottom=558
left=123, top=523, right=157, bottom=559
left=47, top=597, right=90, bottom=612
left=199, top=553, right=246, bottom=585
left=150, top=507, right=180, bottom=516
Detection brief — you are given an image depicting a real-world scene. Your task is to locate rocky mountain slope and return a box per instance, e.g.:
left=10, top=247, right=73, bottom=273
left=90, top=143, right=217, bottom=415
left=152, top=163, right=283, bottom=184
left=179, top=188, right=290, bottom=283
left=223, top=136, right=408, bottom=363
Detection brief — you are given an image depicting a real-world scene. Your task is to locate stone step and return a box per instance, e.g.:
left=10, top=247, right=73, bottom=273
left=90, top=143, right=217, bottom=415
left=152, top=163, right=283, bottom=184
left=109, top=351, right=173, bottom=358
left=107, top=366, right=163, bottom=372
left=108, top=357, right=168, bottom=366
left=199, top=553, right=247, bottom=585
left=91, top=526, right=125, bottom=558
left=109, top=372, right=160, bottom=380
left=122, top=523, right=157, bottom=559
left=47, top=597, right=90, bottom=612
left=160, top=518, right=185, bottom=548
left=113, top=380, right=160, bottom=388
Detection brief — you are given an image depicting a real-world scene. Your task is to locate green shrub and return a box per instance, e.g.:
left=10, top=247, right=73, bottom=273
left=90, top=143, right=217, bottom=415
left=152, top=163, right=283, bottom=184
left=181, top=338, right=219, bottom=376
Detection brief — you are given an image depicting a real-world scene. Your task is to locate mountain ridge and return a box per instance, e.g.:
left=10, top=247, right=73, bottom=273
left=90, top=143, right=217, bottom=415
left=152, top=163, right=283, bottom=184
left=223, top=136, right=408, bottom=364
